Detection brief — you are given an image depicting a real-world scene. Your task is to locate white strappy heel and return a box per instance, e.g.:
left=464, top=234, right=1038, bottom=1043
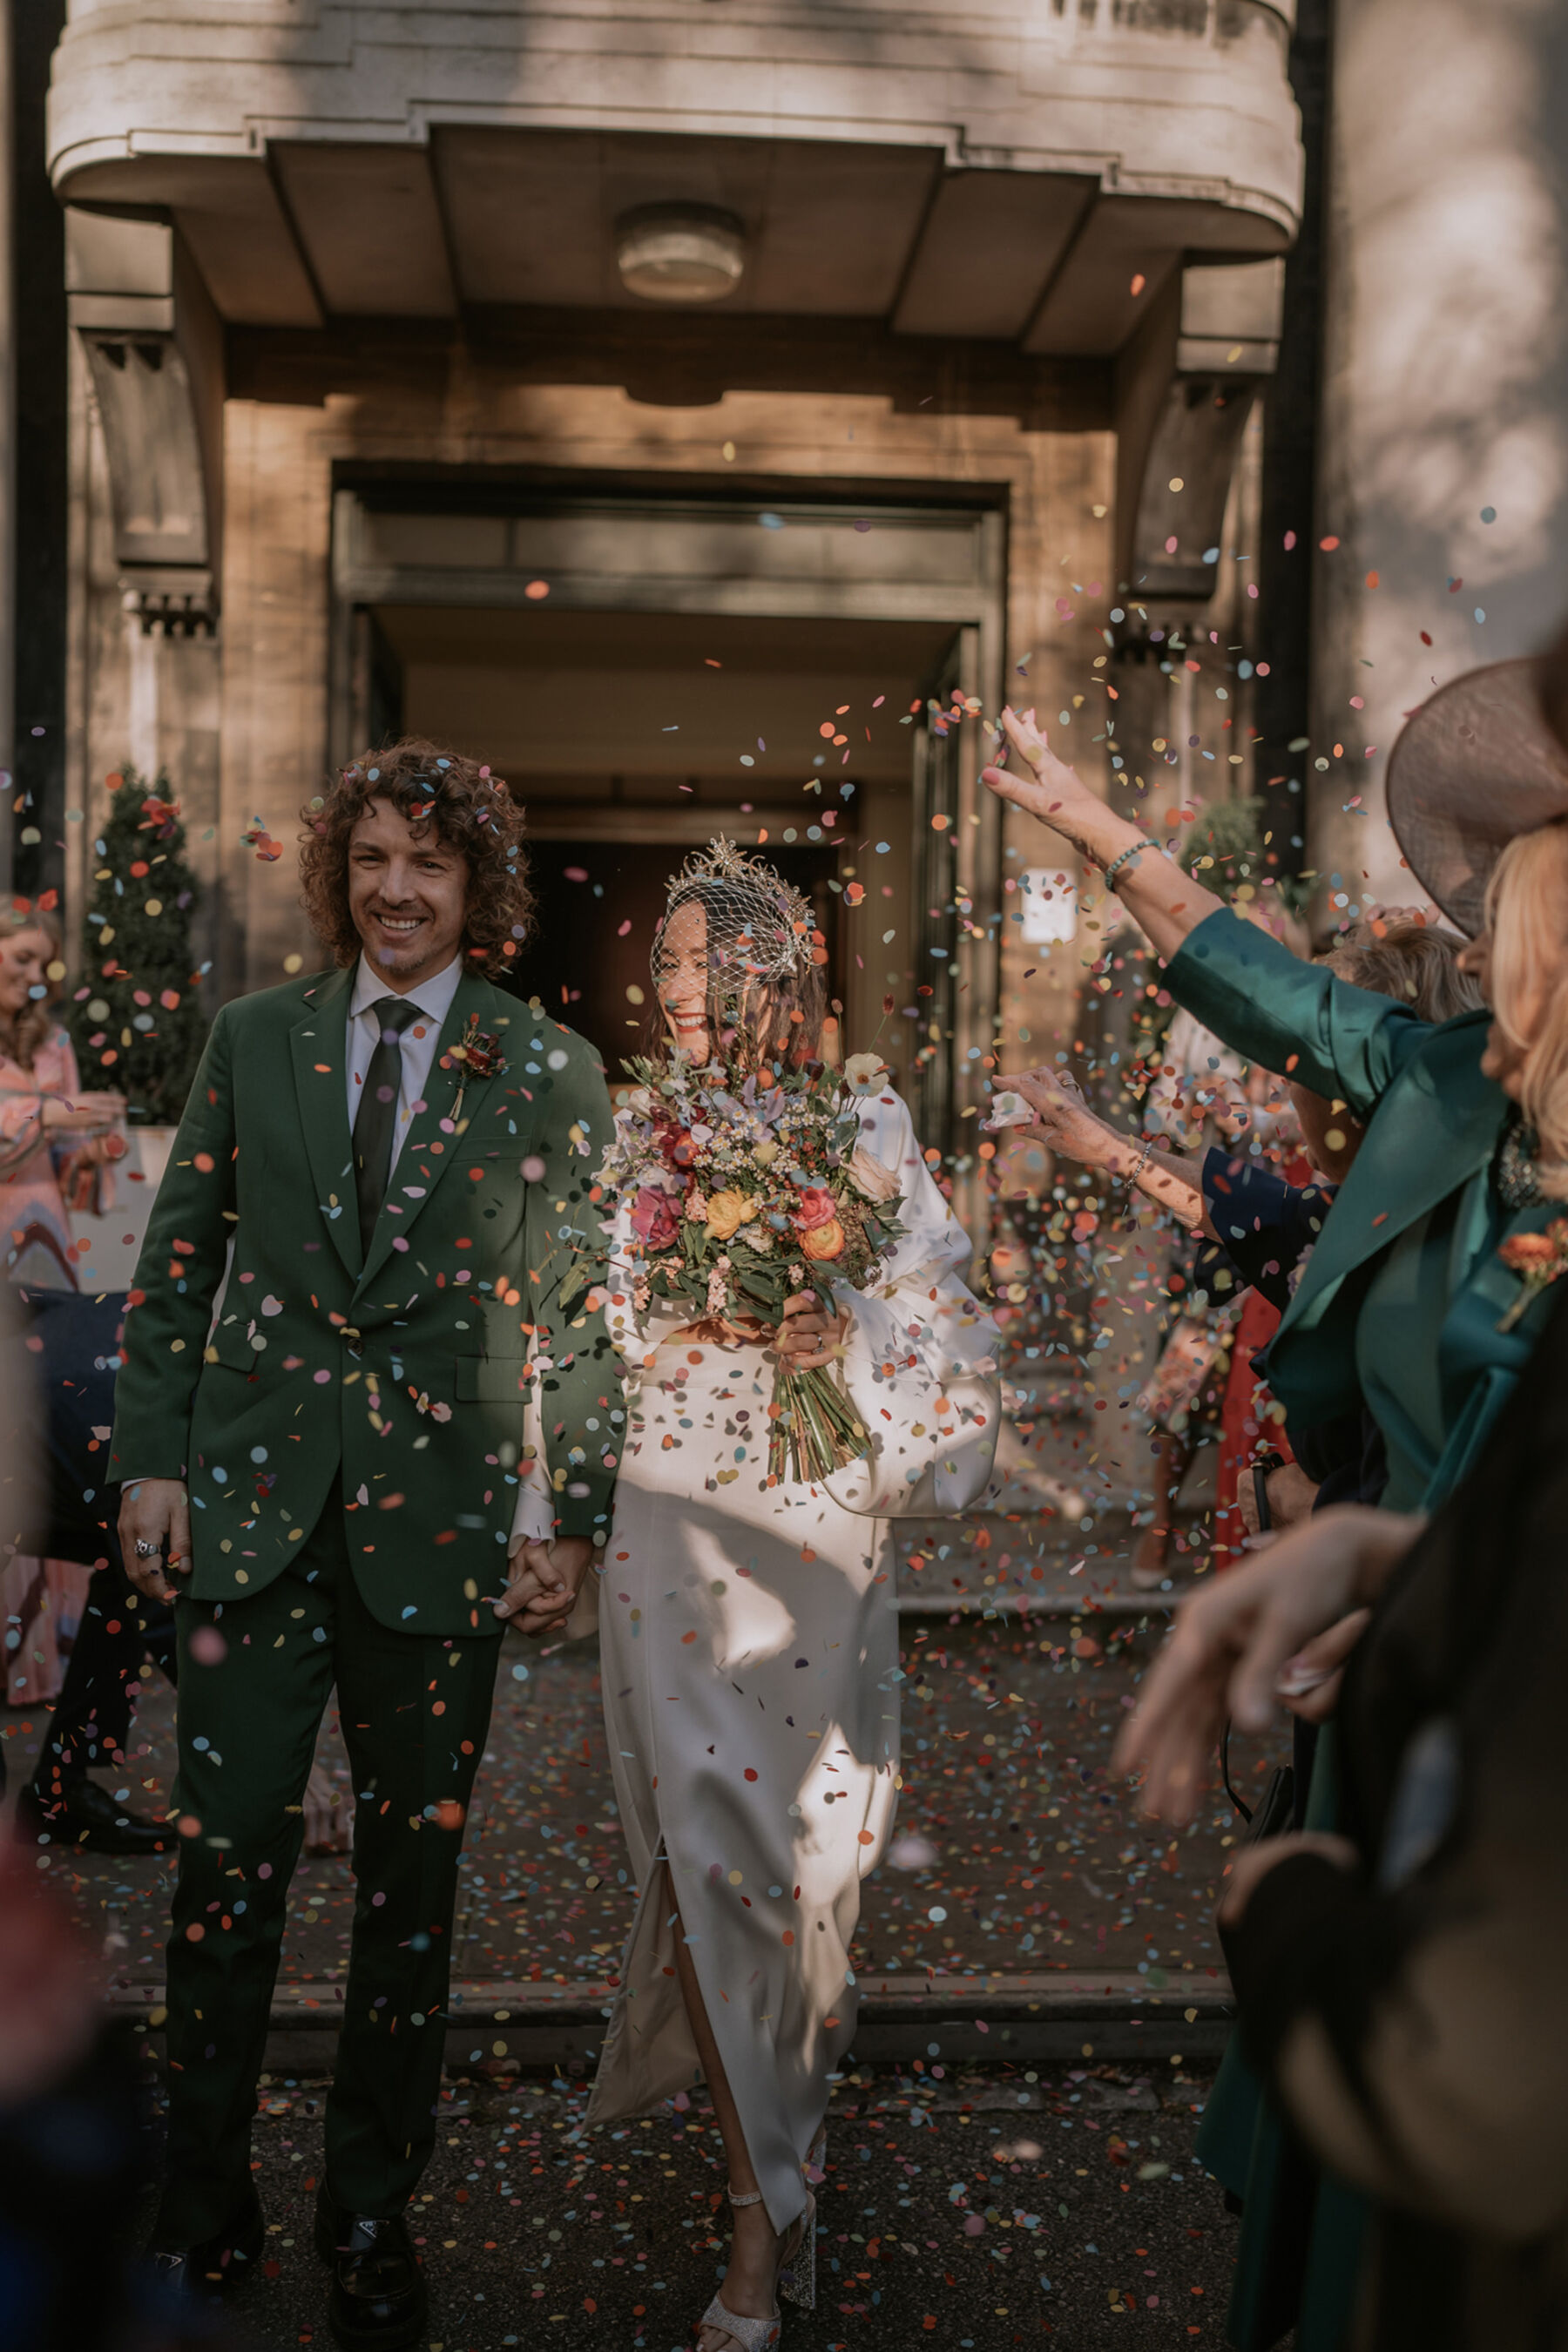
left=695, top=2180, right=817, bottom=2350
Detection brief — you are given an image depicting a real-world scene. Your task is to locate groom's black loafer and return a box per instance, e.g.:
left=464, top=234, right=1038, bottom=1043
left=314, top=2185, right=427, bottom=2350
left=151, top=2182, right=266, bottom=2299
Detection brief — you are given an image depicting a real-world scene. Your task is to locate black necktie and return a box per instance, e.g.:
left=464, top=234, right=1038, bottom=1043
left=353, top=996, right=423, bottom=1246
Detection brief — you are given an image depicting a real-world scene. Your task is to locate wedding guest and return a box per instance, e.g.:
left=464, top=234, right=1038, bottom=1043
left=1116, top=1276, right=1568, bottom=2351
left=582, top=841, right=1002, bottom=2352
left=1000, top=918, right=1483, bottom=1530
left=0, top=905, right=125, bottom=1777
left=8, top=1286, right=176, bottom=1848
left=1134, top=895, right=1307, bottom=1582
left=0, top=905, right=123, bottom=1282
left=983, top=673, right=1568, bottom=1517
left=988, top=668, right=1568, bottom=2347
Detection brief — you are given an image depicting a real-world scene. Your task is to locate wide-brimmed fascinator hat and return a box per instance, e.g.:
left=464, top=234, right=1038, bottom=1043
left=1387, top=652, right=1568, bottom=937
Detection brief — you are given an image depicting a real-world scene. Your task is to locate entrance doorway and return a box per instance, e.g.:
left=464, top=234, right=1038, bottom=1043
left=511, top=834, right=842, bottom=1083
left=332, top=483, right=1005, bottom=1169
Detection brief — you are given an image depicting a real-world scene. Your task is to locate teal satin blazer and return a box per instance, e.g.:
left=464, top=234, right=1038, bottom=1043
left=1169, top=908, right=1558, bottom=1509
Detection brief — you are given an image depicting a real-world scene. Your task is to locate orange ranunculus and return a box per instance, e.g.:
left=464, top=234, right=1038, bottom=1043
left=1500, top=1231, right=1560, bottom=1270
left=800, top=1217, right=846, bottom=1262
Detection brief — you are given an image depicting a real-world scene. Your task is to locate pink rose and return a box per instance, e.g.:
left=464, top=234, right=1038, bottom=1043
left=631, top=1186, right=679, bottom=1250
left=792, top=1186, right=838, bottom=1233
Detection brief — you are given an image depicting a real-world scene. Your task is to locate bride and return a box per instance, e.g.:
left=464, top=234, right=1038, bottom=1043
left=578, top=841, right=1002, bottom=2349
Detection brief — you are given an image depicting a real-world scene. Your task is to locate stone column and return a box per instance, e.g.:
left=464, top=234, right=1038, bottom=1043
left=1310, top=0, right=1568, bottom=916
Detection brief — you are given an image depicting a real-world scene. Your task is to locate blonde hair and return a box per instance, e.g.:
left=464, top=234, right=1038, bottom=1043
left=1485, top=822, right=1568, bottom=1164
left=0, top=907, right=64, bottom=1072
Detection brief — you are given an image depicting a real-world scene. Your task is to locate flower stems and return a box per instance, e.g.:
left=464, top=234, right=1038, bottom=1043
left=767, top=1362, right=868, bottom=1484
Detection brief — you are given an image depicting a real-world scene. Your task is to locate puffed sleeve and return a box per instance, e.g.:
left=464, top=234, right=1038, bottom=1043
left=822, top=1087, right=1003, bottom=1517
left=0, top=1028, right=79, bottom=1179
left=1169, top=906, right=1431, bottom=1121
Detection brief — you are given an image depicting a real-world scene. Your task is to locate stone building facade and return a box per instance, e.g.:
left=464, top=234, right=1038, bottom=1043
left=35, top=0, right=1310, bottom=1207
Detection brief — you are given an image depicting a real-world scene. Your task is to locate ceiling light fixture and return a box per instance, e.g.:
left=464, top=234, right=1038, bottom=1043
left=615, top=204, right=747, bottom=305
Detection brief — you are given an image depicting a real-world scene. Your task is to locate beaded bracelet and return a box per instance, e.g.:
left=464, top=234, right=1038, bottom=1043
left=1102, top=838, right=1151, bottom=891
left=1119, top=1135, right=1157, bottom=1187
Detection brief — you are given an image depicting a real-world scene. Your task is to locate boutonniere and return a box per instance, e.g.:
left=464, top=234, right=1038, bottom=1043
left=448, top=1017, right=507, bottom=1123
left=1497, top=1218, right=1568, bottom=1330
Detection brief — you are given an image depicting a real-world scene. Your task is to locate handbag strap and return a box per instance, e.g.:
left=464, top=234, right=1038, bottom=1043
left=1220, top=1718, right=1255, bottom=1825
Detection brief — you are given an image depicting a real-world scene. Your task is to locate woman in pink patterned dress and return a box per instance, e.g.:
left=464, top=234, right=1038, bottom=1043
left=1, top=906, right=123, bottom=1705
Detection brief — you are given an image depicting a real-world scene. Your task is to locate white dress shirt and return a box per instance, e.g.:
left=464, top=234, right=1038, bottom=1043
left=345, top=951, right=463, bottom=1169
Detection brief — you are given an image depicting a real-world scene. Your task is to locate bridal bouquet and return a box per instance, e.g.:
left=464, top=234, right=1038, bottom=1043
left=598, top=1051, right=908, bottom=1484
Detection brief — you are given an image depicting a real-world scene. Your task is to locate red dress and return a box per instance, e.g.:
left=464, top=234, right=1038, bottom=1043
left=1209, top=1146, right=1311, bottom=1568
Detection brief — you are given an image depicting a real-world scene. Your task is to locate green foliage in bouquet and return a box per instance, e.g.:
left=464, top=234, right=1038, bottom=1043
left=599, top=1051, right=909, bottom=1484
left=67, top=767, right=208, bottom=1125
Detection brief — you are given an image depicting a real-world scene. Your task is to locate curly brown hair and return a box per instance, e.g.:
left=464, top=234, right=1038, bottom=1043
left=299, top=739, right=533, bottom=978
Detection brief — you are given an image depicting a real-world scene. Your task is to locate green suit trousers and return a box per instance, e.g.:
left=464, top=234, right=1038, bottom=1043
left=157, top=1491, right=499, bottom=2246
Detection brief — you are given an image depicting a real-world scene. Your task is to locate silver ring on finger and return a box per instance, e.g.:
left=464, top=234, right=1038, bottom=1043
left=133, top=1538, right=159, bottom=1558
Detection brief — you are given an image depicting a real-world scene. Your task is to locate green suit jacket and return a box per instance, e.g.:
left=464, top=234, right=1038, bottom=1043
left=1170, top=909, right=1517, bottom=1465
left=110, top=963, right=622, bottom=1637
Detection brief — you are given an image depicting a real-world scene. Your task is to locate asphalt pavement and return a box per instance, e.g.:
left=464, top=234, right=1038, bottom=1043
left=179, top=2056, right=1237, bottom=2352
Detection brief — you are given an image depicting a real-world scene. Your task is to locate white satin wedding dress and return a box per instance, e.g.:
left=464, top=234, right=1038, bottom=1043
left=579, top=1082, right=1002, bottom=2232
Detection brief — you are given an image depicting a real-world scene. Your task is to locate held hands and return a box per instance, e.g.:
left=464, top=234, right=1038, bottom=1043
left=496, top=1535, right=596, bottom=1638
left=118, top=1477, right=193, bottom=1605
left=774, top=1288, right=851, bottom=1372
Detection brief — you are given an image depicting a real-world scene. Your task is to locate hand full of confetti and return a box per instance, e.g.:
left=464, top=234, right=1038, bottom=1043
left=598, top=1049, right=907, bottom=1484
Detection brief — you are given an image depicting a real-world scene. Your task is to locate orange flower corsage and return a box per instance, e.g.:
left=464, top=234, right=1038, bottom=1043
left=1497, top=1218, right=1568, bottom=1331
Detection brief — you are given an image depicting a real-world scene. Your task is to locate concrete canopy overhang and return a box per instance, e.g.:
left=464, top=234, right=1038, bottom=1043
left=48, top=2, right=1302, bottom=355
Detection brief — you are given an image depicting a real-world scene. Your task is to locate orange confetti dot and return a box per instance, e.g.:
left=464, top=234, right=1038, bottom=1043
left=1320, top=534, right=1341, bottom=551
left=819, top=721, right=835, bottom=739
left=1366, top=570, right=1380, bottom=589
left=930, top=813, right=950, bottom=831
left=524, top=579, right=550, bottom=601
left=434, top=1800, right=465, bottom=1830
left=857, top=1829, right=875, bottom=1846
left=744, top=1767, right=759, bottom=1781
left=1130, top=272, right=1146, bottom=296
left=193, top=1152, right=214, bottom=1173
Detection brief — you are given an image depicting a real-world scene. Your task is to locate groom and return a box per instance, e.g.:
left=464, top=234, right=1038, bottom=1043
left=113, top=740, right=619, bottom=2346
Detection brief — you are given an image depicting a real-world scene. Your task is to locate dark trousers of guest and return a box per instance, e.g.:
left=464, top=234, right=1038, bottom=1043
left=2, top=1288, right=175, bottom=1797
left=157, top=1490, right=499, bottom=2247
left=36, top=1563, right=176, bottom=1783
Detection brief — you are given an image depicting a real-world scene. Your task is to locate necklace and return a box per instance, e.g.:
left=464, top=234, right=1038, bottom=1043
left=1496, top=1114, right=1568, bottom=1209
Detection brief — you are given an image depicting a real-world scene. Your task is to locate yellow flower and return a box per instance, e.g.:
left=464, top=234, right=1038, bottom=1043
left=705, top=1189, right=759, bottom=1241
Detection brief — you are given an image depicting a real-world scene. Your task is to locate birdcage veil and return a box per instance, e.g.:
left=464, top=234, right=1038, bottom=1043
left=650, top=837, right=826, bottom=1063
